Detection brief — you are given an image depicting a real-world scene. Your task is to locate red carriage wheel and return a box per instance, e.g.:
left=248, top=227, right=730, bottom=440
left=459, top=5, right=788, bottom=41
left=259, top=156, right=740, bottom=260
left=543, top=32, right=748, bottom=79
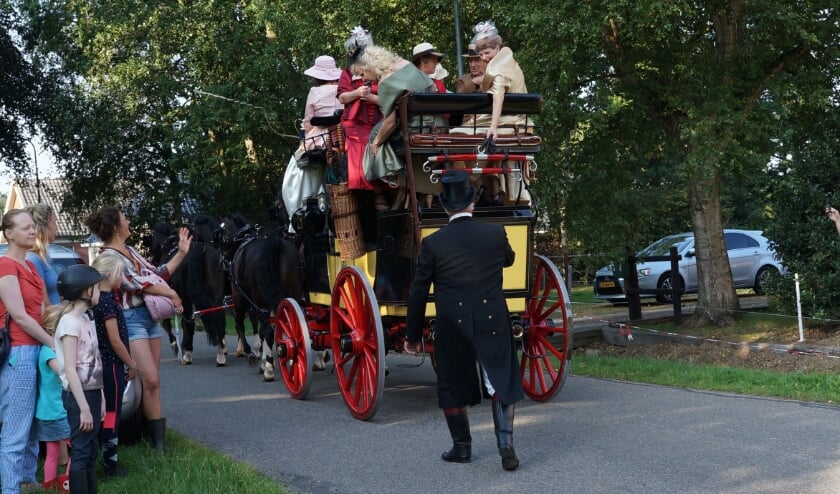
left=520, top=254, right=574, bottom=401
left=275, top=298, right=313, bottom=400
left=330, top=266, right=385, bottom=421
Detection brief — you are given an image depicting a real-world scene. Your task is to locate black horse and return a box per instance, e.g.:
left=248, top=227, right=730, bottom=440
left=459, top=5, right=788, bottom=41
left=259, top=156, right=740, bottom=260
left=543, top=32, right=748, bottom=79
left=218, top=213, right=302, bottom=381
left=148, top=215, right=229, bottom=366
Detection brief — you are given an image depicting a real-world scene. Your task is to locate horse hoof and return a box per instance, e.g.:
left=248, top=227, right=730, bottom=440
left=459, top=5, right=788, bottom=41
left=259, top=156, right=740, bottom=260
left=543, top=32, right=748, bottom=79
left=216, top=355, right=226, bottom=367
left=236, top=351, right=246, bottom=358
left=263, top=372, right=275, bottom=382
left=247, top=354, right=258, bottom=367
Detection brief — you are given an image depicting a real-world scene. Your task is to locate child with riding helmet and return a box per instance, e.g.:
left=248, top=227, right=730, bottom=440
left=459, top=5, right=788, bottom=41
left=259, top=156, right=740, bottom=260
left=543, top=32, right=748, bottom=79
left=45, top=264, right=108, bottom=494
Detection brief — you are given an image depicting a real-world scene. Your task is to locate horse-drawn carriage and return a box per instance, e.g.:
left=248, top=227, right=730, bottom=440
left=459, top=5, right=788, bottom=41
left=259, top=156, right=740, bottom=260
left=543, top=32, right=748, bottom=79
left=271, top=91, right=573, bottom=420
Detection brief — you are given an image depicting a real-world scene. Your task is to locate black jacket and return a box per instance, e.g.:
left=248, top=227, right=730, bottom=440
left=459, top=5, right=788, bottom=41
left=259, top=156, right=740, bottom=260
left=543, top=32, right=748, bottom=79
left=406, top=216, right=524, bottom=407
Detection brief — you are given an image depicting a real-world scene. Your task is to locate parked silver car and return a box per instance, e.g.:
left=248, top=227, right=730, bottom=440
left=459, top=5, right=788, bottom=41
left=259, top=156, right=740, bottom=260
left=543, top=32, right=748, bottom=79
left=0, top=243, right=85, bottom=272
left=593, top=229, right=785, bottom=303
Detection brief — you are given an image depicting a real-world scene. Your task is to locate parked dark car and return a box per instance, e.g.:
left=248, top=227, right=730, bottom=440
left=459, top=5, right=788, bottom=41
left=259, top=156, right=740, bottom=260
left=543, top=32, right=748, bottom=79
left=593, top=229, right=785, bottom=304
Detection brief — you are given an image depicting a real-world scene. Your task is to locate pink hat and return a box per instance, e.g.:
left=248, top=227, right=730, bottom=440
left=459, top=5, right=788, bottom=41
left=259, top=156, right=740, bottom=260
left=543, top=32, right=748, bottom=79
left=304, top=55, right=342, bottom=81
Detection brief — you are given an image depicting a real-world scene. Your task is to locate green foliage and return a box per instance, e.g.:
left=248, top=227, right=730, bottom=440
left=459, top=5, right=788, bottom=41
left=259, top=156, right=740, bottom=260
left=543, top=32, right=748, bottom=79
left=0, top=5, right=46, bottom=173
left=765, top=109, right=840, bottom=318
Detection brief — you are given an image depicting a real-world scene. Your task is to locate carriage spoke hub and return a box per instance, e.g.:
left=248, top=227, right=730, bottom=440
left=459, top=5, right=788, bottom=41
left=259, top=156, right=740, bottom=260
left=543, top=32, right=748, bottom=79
left=339, top=334, right=355, bottom=353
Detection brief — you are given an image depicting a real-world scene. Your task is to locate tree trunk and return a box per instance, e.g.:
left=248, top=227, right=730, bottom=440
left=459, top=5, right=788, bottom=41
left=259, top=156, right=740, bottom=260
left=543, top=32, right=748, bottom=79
left=687, top=174, right=739, bottom=326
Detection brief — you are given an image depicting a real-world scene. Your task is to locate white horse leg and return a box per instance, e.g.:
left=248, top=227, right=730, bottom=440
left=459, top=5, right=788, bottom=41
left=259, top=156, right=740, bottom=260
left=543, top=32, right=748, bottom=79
left=221, top=337, right=228, bottom=356
left=248, top=335, right=260, bottom=367
left=262, top=339, right=275, bottom=382
left=216, top=346, right=226, bottom=367
left=235, top=338, right=245, bottom=357
left=180, top=351, right=193, bottom=365
left=312, top=350, right=326, bottom=371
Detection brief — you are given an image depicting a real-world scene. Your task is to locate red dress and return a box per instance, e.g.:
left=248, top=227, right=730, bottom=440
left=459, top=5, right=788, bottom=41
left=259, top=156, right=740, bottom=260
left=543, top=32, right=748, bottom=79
left=338, top=67, right=382, bottom=190
left=0, top=257, right=45, bottom=346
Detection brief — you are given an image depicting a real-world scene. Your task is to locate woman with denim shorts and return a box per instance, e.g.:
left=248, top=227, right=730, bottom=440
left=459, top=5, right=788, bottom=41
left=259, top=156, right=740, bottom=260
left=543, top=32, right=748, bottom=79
left=0, top=209, right=55, bottom=493
left=85, top=207, right=191, bottom=452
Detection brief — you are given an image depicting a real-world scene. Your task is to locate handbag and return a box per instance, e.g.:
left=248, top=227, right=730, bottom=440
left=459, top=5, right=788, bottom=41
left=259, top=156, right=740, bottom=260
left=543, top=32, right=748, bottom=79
left=140, top=269, right=177, bottom=322
left=0, top=313, right=12, bottom=366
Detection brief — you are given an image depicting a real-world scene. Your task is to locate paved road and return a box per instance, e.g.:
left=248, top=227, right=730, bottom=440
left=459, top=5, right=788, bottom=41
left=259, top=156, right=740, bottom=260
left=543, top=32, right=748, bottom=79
left=160, top=337, right=840, bottom=494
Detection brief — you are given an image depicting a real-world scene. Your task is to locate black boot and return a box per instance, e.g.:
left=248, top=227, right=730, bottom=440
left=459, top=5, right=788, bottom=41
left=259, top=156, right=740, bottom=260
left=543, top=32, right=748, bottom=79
left=145, top=418, right=167, bottom=453
left=87, top=466, right=98, bottom=494
left=441, top=409, right=471, bottom=463
left=68, top=470, right=88, bottom=494
left=492, top=399, right=519, bottom=471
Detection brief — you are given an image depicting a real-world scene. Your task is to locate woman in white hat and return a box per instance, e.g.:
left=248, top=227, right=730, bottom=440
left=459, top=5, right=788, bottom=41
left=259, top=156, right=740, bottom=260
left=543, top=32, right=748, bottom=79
left=412, top=42, right=449, bottom=94
left=281, top=55, right=344, bottom=226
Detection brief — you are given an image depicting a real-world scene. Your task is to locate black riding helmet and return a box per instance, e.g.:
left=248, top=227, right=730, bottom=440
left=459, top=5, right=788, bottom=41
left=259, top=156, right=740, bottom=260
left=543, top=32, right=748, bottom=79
left=57, top=264, right=106, bottom=301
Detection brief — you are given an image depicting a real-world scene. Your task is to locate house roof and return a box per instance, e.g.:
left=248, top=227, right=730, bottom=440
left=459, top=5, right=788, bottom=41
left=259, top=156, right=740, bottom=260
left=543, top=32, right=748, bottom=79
left=3, top=177, right=88, bottom=241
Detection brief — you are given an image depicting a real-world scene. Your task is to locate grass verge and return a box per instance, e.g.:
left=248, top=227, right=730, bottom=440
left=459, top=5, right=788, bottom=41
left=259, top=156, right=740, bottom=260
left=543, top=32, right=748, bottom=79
left=92, top=430, right=286, bottom=494
left=572, top=355, right=840, bottom=404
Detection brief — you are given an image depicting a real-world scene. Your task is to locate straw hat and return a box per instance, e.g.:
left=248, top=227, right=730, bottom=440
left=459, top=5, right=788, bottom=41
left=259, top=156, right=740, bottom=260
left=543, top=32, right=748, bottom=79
left=303, top=55, right=342, bottom=81
left=412, top=42, right=445, bottom=62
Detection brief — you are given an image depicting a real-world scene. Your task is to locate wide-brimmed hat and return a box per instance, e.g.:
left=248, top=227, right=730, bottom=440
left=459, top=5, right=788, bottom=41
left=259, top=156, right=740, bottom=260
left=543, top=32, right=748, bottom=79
left=438, top=170, right=476, bottom=211
left=412, top=42, right=445, bottom=63
left=304, top=55, right=342, bottom=80
left=462, top=43, right=480, bottom=59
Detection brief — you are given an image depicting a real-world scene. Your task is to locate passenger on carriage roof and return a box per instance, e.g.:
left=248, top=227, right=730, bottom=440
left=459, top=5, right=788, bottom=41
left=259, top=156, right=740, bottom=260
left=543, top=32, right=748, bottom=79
left=454, top=43, right=487, bottom=95
left=411, top=42, right=448, bottom=94
left=451, top=20, right=532, bottom=207
left=281, top=54, right=343, bottom=230
left=338, top=26, right=381, bottom=193
left=358, top=45, right=448, bottom=210
left=468, top=20, right=529, bottom=139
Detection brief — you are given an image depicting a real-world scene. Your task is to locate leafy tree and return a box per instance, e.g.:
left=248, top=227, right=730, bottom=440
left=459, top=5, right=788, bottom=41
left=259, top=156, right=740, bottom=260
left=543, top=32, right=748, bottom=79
left=510, top=0, right=838, bottom=325
left=0, top=6, right=40, bottom=174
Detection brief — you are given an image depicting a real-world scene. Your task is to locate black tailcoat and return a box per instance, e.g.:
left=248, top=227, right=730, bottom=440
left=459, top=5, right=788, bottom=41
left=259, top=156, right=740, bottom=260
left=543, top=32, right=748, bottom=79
left=406, top=216, right=525, bottom=408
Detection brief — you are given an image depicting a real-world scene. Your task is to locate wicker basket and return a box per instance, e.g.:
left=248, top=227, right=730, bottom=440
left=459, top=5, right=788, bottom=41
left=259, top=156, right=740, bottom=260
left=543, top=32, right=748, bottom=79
left=327, top=183, right=365, bottom=260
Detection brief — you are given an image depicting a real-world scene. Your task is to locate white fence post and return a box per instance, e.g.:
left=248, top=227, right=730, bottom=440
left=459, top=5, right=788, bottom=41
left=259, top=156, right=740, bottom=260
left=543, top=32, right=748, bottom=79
left=794, top=273, right=805, bottom=342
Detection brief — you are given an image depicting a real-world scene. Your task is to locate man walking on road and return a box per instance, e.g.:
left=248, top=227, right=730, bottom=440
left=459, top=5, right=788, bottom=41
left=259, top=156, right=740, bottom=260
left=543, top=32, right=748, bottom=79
left=404, top=170, right=524, bottom=471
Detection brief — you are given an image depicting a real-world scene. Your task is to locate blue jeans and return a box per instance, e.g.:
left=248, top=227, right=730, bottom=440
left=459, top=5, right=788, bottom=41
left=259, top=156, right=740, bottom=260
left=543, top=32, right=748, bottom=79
left=124, top=306, right=163, bottom=342
left=63, top=389, right=102, bottom=472
left=0, top=345, right=41, bottom=494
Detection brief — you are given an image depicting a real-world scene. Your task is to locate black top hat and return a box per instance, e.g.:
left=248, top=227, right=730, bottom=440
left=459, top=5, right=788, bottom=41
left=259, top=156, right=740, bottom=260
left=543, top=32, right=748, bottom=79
left=438, top=170, right=476, bottom=211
